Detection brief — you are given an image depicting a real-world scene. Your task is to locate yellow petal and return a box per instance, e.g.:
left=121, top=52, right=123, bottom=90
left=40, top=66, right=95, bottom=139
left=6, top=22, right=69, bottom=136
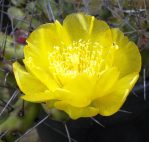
left=26, top=21, right=71, bottom=54
left=13, top=62, right=47, bottom=96
left=13, top=62, right=56, bottom=103
left=94, top=67, right=120, bottom=99
left=53, top=74, right=97, bottom=107
left=93, top=73, right=139, bottom=116
left=21, top=91, right=53, bottom=102
left=111, top=28, right=128, bottom=46
left=23, top=57, right=59, bottom=92
left=63, top=13, right=112, bottom=47
left=111, top=28, right=141, bottom=77
left=55, top=101, right=98, bottom=119
left=23, top=45, right=48, bottom=68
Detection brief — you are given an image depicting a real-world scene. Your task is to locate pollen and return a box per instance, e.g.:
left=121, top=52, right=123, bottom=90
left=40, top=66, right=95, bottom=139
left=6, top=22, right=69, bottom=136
left=48, top=40, right=104, bottom=77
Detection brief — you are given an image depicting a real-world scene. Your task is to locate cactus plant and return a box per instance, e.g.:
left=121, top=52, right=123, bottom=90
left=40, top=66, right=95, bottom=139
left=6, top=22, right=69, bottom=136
left=0, top=0, right=149, bottom=142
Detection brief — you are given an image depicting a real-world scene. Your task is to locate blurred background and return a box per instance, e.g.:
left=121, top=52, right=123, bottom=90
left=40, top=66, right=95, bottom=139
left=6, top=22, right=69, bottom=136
left=0, top=0, right=149, bottom=142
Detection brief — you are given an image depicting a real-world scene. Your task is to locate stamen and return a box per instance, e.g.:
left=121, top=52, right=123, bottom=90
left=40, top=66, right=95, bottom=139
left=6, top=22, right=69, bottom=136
left=48, top=40, right=111, bottom=78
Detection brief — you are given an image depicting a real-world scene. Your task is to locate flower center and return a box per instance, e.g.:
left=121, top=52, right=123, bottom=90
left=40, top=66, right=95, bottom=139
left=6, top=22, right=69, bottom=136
left=48, top=39, right=110, bottom=77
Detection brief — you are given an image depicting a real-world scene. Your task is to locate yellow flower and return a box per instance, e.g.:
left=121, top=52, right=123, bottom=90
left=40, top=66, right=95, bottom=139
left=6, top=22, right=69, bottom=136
left=13, top=13, right=141, bottom=119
